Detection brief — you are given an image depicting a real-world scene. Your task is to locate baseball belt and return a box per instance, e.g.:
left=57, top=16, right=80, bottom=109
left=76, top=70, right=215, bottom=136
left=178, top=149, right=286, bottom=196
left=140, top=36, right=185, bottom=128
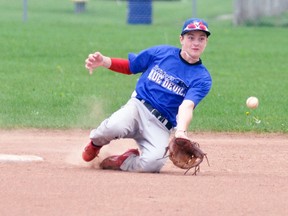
left=137, top=98, right=173, bottom=130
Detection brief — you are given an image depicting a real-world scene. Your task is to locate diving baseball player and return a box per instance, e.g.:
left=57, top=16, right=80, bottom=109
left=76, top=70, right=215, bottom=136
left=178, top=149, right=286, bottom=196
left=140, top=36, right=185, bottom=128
left=82, top=18, right=212, bottom=173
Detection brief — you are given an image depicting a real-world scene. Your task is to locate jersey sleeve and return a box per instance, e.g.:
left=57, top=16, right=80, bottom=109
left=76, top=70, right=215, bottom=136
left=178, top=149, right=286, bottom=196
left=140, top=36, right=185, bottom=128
left=185, top=74, right=212, bottom=108
left=128, top=47, right=158, bottom=74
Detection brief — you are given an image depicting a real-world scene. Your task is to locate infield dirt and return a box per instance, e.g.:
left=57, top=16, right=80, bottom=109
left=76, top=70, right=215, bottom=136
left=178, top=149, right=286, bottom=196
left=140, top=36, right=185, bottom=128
left=0, top=129, right=287, bottom=216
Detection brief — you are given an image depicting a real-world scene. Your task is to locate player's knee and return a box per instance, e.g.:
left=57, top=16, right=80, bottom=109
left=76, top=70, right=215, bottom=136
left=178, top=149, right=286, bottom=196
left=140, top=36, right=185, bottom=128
left=139, top=157, right=167, bottom=173
left=103, top=119, right=133, bottom=139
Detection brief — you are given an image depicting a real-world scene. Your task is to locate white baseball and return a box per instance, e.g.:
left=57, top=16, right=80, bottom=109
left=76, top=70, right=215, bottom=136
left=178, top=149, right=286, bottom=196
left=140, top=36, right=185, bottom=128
left=246, top=96, right=259, bottom=109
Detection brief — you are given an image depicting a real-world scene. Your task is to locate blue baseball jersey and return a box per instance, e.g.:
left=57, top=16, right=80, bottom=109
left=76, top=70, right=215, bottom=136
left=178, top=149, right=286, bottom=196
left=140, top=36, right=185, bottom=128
left=128, top=45, right=212, bottom=127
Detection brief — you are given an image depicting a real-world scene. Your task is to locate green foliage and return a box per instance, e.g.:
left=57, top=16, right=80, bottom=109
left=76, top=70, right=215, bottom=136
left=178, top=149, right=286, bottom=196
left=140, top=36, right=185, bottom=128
left=0, top=0, right=287, bottom=132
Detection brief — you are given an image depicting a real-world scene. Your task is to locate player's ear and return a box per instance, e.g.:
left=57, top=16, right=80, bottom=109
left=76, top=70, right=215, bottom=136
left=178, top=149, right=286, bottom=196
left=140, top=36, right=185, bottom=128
left=179, top=35, right=184, bottom=45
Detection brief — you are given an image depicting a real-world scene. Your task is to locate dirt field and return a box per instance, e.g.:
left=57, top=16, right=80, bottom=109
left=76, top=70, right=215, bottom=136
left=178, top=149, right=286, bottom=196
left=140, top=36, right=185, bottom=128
left=0, top=129, right=287, bottom=216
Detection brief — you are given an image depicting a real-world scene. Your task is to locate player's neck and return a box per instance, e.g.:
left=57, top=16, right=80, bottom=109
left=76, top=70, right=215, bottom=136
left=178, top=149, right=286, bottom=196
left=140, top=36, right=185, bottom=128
left=180, top=50, right=200, bottom=64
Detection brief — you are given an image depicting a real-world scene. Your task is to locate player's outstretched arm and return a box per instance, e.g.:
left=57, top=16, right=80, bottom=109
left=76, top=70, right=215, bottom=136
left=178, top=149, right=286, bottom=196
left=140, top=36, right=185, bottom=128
left=85, top=51, right=131, bottom=75
left=175, top=100, right=195, bottom=139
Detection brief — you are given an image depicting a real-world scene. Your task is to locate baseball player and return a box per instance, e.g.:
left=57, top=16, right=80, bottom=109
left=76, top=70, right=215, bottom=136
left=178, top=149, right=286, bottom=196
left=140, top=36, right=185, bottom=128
left=82, top=18, right=212, bottom=173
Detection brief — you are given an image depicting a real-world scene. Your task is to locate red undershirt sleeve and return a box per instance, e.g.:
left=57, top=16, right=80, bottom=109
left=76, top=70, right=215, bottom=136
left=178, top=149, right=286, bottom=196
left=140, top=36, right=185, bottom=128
left=108, top=58, right=132, bottom=75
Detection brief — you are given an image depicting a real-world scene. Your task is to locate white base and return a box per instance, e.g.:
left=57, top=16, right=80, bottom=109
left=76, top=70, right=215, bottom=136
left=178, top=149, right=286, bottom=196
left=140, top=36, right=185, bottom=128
left=0, top=154, right=43, bottom=162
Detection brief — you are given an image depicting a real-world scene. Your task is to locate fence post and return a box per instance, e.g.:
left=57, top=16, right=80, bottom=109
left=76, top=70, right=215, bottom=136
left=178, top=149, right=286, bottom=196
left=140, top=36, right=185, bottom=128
left=23, top=0, right=28, bottom=22
left=192, top=0, right=197, bottom=17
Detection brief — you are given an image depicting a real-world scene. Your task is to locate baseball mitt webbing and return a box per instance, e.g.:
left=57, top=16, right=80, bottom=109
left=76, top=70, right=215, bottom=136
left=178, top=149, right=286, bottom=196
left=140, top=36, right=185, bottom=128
left=164, top=137, right=209, bottom=175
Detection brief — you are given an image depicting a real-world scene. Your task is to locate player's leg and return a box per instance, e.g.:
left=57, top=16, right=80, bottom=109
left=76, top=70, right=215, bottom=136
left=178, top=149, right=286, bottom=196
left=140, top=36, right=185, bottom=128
left=82, top=98, right=141, bottom=162
left=89, top=98, right=141, bottom=145
left=109, top=98, right=171, bottom=172
left=120, top=118, right=170, bottom=172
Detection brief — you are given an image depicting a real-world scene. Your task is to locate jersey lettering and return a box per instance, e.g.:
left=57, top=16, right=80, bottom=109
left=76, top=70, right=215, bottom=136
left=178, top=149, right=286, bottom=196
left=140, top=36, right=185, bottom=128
left=147, top=66, right=164, bottom=84
left=148, top=65, right=187, bottom=96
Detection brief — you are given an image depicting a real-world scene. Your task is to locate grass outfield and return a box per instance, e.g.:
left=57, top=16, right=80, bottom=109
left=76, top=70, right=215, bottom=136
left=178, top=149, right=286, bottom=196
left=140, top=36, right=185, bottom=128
left=0, top=0, right=287, bottom=132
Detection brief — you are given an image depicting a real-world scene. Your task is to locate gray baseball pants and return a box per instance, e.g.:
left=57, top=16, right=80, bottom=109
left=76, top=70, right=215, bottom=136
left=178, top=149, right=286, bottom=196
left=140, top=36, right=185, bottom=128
left=89, top=97, right=172, bottom=173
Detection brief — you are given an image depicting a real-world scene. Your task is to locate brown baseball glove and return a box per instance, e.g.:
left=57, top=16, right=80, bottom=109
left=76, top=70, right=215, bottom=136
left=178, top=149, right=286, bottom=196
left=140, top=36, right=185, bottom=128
left=164, top=137, right=209, bottom=175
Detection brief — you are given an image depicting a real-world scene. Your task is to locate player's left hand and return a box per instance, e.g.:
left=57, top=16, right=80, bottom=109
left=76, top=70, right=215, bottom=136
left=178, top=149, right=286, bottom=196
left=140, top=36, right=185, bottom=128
left=175, top=130, right=189, bottom=139
left=165, top=136, right=209, bottom=175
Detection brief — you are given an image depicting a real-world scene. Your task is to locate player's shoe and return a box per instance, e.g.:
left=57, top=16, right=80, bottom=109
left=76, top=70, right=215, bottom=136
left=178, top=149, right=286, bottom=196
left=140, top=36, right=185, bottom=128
left=82, top=141, right=102, bottom=162
left=100, top=149, right=140, bottom=170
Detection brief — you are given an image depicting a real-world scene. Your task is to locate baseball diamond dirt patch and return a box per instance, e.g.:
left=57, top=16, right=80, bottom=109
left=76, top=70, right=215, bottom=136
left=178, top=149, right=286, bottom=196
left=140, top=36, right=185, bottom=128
left=0, top=129, right=287, bottom=216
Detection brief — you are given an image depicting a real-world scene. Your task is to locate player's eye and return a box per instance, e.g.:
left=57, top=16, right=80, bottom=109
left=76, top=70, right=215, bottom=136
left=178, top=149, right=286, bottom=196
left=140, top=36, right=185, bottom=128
left=199, top=37, right=206, bottom=42
left=188, top=36, right=194, bottom=40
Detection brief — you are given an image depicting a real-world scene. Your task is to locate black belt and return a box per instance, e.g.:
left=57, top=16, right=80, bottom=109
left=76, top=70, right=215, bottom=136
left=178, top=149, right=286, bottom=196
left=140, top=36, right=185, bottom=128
left=138, top=98, right=173, bottom=130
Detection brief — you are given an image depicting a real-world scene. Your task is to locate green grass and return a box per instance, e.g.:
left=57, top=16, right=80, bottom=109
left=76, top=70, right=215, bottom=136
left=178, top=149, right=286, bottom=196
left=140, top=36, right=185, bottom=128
left=0, top=0, right=287, bottom=133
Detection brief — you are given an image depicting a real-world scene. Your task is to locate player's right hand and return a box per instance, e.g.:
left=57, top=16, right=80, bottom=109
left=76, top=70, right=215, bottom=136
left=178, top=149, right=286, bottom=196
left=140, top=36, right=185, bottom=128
left=85, top=52, right=104, bottom=75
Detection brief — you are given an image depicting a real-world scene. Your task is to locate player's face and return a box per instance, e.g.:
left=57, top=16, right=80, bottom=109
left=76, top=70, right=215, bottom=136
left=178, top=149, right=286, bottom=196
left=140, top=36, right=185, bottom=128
left=180, top=31, right=208, bottom=62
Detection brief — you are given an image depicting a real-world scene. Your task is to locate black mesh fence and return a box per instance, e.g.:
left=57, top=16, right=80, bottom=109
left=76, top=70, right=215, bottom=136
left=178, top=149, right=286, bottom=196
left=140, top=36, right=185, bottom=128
left=127, top=0, right=152, bottom=24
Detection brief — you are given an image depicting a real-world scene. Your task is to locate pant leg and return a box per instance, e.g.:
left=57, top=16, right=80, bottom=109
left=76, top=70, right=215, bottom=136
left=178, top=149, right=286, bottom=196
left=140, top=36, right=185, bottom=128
left=120, top=98, right=171, bottom=173
left=90, top=98, right=172, bottom=173
left=89, top=99, right=142, bottom=146
left=120, top=133, right=170, bottom=173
